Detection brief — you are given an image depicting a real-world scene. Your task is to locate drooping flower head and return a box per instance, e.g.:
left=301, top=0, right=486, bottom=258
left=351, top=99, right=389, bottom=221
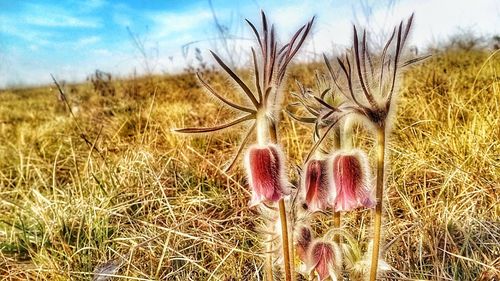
left=331, top=149, right=374, bottom=212
left=295, top=224, right=313, bottom=262
left=307, top=240, right=342, bottom=281
left=244, top=144, right=288, bottom=206
left=302, top=159, right=334, bottom=212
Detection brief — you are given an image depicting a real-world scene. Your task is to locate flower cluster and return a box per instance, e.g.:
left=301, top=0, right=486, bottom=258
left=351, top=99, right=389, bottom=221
left=302, top=149, right=374, bottom=214
left=175, top=10, right=421, bottom=281
left=295, top=224, right=342, bottom=281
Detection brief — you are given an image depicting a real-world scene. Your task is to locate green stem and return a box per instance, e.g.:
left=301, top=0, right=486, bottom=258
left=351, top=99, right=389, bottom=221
left=369, top=127, right=386, bottom=281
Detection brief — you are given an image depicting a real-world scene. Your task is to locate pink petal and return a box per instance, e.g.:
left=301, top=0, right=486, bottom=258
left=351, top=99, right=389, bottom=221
left=357, top=182, right=376, bottom=209
left=245, top=144, right=286, bottom=205
left=331, top=150, right=373, bottom=212
left=295, top=225, right=313, bottom=262
left=308, top=241, right=341, bottom=281
left=303, top=159, right=333, bottom=212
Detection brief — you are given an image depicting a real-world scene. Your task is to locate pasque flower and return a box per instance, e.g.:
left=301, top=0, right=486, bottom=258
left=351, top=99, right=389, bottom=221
left=295, top=224, right=313, bottom=262
left=307, top=240, right=342, bottom=281
left=173, top=11, right=316, bottom=281
left=321, top=15, right=425, bottom=281
left=302, top=159, right=334, bottom=212
left=331, top=149, right=374, bottom=212
left=245, top=144, right=288, bottom=206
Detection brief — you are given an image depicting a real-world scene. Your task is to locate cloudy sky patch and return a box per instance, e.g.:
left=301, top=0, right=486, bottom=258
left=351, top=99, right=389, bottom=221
left=0, top=0, right=498, bottom=88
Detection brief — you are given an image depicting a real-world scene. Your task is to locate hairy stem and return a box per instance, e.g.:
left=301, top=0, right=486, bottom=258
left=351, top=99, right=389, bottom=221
left=257, top=114, right=275, bottom=281
left=257, top=111, right=270, bottom=145
left=342, top=116, right=354, bottom=149
left=279, top=198, right=292, bottom=281
left=268, top=119, right=277, bottom=143
left=332, top=126, right=341, bottom=244
left=333, top=126, right=341, bottom=149
left=268, top=118, right=293, bottom=280
left=369, top=127, right=386, bottom=281
left=269, top=120, right=293, bottom=280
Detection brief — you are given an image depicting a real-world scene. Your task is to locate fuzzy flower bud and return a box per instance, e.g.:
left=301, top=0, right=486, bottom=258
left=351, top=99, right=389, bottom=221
left=244, top=144, right=288, bottom=206
left=331, top=149, right=375, bottom=212
left=307, top=240, right=342, bottom=281
left=295, top=224, right=313, bottom=262
left=302, top=159, right=334, bottom=212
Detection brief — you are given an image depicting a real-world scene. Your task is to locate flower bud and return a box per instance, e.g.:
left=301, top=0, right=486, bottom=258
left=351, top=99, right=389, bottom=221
left=307, top=240, right=342, bottom=281
left=302, top=159, right=334, bottom=212
left=244, top=144, right=287, bottom=206
left=295, top=224, right=313, bottom=262
left=331, top=149, right=375, bottom=212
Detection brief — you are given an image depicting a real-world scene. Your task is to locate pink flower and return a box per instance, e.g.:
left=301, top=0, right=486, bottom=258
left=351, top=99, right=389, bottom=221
left=295, top=224, right=313, bottom=262
left=302, top=159, right=334, bottom=212
left=244, top=144, right=288, bottom=206
left=331, top=149, right=375, bottom=212
left=307, top=240, right=342, bottom=281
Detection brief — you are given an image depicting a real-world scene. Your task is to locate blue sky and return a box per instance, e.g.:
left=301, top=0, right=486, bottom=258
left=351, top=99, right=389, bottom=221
left=0, top=0, right=499, bottom=88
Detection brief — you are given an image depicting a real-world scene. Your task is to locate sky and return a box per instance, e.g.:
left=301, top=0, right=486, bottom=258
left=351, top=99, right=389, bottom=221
left=0, top=0, right=499, bottom=88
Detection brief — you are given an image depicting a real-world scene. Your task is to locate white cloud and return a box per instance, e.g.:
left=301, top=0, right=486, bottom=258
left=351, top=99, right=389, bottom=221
left=269, top=2, right=313, bottom=30
left=148, top=10, right=214, bottom=39
left=112, top=13, right=132, bottom=27
left=17, top=3, right=101, bottom=29
left=217, top=0, right=353, bottom=62
left=0, top=3, right=104, bottom=56
left=75, top=36, right=101, bottom=47
left=79, top=0, right=107, bottom=11
left=346, top=0, right=500, bottom=48
left=0, top=22, right=54, bottom=46
left=110, top=3, right=135, bottom=27
left=24, top=14, right=100, bottom=28
left=92, top=48, right=112, bottom=56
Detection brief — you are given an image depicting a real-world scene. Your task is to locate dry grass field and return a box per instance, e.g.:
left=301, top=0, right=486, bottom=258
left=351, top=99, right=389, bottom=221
left=0, top=49, right=499, bottom=280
